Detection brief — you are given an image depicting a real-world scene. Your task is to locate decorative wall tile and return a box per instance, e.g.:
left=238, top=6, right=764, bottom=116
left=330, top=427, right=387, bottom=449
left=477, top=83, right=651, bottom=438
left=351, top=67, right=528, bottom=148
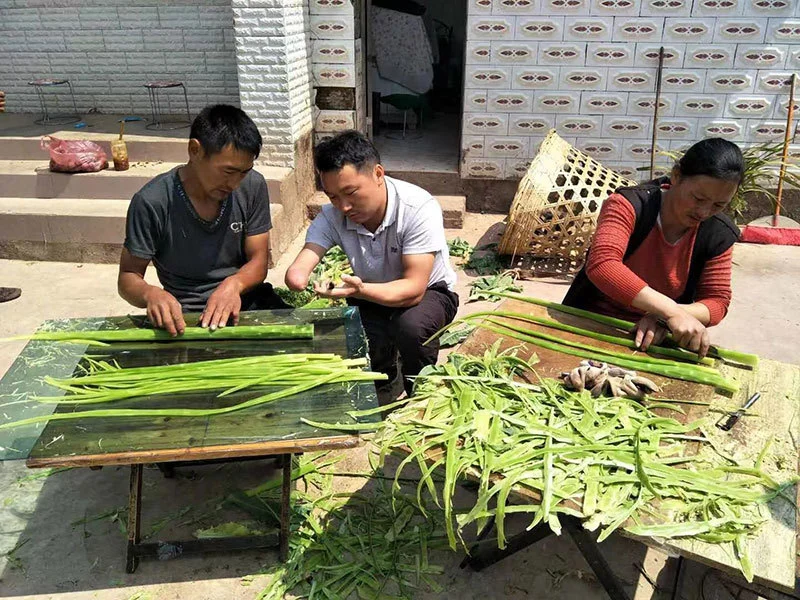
left=668, top=140, right=695, bottom=152
left=733, top=45, right=787, bottom=68
left=561, top=68, right=606, bottom=89
left=628, top=93, right=676, bottom=116
left=676, top=94, right=723, bottom=116
left=310, top=15, right=354, bottom=39
left=581, top=92, right=629, bottom=114
left=492, top=0, right=543, bottom=14
left=564, top=17, right=614, bottom=41
left=314, top=109, right=355, bottom=132
left=714, top=19, right=768, bottom=42
left=509, top=114, right=556, bottom=135
left=537, top=43, right=586, bottom=66
left=309, top=0, right=355, bottom=16
left=655, top=118, right=697, bottom=138
left=543, top=0, right=591, bottom=13
left=516, top=17, right=564, bottom=40
left=791, top=48, right=800, bottom=68
left=312, top=40, right=354, bottom=65
left=465, top=90, right=489, bottom=112
left=506, top=157, right=537, bottom=180
left=469, top=16, right=515, bottom=40
left=700, top=119, right=745, bottom=140
left=664, top=19, right=715, bottom=43
left=465, top=65, right=512, bottom=88
left=577, top=138, right=622, bottom=160
left=462, top=135, right=486, bottom=158
left=315, top=132, right=336, bottom=145
left=587, top=43, right=635, bottom=67
left=692, top=0, right=743, bottom=16
left=603, top=116, right=649, bottom=138
left=463, top=158, right=505, bottom=178
left=608, top=69, right=655, bottom=91
left=633, top=44, right=684, bottom=68
left=725, top=95, right=773, bottom=117
left=492, top=42, right=537, bottom=64
left=609, top=163, right=641, bottom=179
left=773, top=97, right=800, bottom=118
left=471, top=0, right=494, bottom=13
left=589, top=0, right=640, bottom=16
left=641, top=0, right=691, bottom=17
left=533, top=90, right=582, bottom=112
left=622, top=139, right=667, bottom=160
left=556, top=114, right=603, bottom=136
left=512, top=67, right=559, bottom=89
left=744, top=0, right=795, bottom=16
left=485, top=136, right=530, bottom=157
left=464, top=112, right=510, bottom=135
left=660, top=71, right=705, bottom=93
left=705, top=70, right=755, bottom=92
left=685, top=45, right=736, bottom=68
left=312, top=63, right=355, bottom=87
left=748, top=120, right=787, bottom=140
left=768, top=19, right=800, bottom=42
left=613, top=18, right=664, bottom=42
left=787, top=145, right=800, bottom=163
left=756, top=71, right=794, bottom=93
left=488, top=90, right=534, bottom=112
left=466, top=42, right=493, bottom=64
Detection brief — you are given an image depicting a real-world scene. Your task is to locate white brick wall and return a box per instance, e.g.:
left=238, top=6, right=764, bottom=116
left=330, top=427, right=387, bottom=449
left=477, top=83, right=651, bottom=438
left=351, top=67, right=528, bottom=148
left=0, top=1, right=240, bottom=117
left=462, top=0, right=800, bottom=179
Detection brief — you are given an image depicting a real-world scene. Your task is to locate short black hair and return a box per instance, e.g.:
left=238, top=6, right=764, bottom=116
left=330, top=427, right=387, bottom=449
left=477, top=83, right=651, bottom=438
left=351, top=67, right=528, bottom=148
left=676, top=138, right=744, bottom=185
left=314, top=130, right=381, bottom=173
left=190, top=104, right=262, bottom=159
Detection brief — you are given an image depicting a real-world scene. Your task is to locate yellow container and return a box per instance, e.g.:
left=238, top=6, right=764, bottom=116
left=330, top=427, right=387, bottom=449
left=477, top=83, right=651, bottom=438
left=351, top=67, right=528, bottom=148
left=111, top=139, right=129, bottom=171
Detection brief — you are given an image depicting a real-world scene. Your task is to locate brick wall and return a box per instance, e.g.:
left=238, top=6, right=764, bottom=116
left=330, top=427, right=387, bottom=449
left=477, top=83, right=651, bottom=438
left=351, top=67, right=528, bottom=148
left=0, top=0, right=240, bottom=116
left=462, top=0, right=800, bottom=180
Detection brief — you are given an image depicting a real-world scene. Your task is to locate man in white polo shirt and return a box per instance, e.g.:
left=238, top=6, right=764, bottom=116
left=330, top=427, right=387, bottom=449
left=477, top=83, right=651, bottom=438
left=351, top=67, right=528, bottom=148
left=285, top=130, right=458, bottom=398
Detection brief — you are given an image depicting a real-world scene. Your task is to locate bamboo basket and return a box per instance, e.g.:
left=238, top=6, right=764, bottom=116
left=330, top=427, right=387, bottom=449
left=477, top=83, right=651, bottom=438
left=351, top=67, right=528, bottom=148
left=498, top=131, right=635, bottom=266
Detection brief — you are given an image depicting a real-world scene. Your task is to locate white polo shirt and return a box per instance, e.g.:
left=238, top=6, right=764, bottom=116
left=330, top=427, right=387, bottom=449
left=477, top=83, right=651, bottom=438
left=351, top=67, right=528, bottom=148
left=306, top=176, right=457, bottom=291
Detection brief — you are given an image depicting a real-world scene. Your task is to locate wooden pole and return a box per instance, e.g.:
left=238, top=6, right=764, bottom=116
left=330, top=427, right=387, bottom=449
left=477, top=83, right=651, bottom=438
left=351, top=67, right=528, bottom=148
left=650, top=47, right=665, bottom=180
left=774, top=73, right=796, bottom=228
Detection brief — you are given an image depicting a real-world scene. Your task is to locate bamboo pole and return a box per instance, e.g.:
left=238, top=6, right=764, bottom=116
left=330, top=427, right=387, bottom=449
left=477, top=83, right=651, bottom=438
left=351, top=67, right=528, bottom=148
left=650, top=47, right=665, bottom=180
left=774, top=73, right=796, bottom=227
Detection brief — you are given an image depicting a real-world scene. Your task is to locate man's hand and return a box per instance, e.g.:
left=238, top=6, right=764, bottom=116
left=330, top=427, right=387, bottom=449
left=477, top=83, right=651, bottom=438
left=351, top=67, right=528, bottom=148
left=665, top=311, right=710, bottom=358
left=313, top=274, right=363, bottom=299
left=632, top=314, right=669, bottom=352
left=143, top=287, right=185, bottom=337
left=201, top=277, right=242, bottom=330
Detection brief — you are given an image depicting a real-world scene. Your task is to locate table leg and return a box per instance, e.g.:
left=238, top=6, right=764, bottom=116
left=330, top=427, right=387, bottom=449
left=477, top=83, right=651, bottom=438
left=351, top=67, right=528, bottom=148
left=462, top=519, right=553, bottom=572
left=126, top=464, right=143, bottom=574
left=670, top=556, right=684, bottom=600
left=563, top=516, right=630, bottom=600
left=279, top=453, right=292, bottom=562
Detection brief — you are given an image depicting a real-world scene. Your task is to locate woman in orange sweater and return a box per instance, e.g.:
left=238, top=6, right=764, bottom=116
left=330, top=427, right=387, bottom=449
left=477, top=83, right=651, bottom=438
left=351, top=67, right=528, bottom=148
left=563, top=138, right=744, bottom=359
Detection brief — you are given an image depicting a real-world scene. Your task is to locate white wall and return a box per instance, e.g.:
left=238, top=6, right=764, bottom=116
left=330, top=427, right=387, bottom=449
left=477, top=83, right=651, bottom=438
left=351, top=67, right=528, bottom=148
left=0, top=1, right=240, bottom=116
left=462, top=0, right=800, bottom=180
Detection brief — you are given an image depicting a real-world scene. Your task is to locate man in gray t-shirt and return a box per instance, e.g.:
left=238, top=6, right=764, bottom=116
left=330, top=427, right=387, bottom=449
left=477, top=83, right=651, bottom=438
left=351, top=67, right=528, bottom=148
left=119, top=105, right=286, bottom=336
left=285, top=131, right=458, bottom=398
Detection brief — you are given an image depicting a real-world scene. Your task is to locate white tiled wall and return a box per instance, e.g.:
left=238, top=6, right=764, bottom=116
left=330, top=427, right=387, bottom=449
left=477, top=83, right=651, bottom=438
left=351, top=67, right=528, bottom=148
left=462, top=0, right=800, bottom=179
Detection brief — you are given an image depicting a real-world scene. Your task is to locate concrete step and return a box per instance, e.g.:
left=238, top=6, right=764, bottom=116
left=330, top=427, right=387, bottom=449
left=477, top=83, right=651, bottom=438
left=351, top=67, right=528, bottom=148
left=306, top=191, right=466, bottom=229
left=0, top=198, right=294, bottom=266
left=384, top=169, right=463, bottom=196
left=0, top=159, right=292, bottom=203
left=0, top=134, right=189, bottom=162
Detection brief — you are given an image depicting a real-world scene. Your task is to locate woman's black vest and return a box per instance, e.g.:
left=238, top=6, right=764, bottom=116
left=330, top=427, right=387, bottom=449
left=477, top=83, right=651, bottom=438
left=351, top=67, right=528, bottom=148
left=562, top=177, right=740, bottom=311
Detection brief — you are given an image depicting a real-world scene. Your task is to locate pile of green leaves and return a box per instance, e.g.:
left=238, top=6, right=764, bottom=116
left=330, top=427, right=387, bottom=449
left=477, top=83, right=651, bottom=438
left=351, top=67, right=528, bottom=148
left=447, top=237, right=473, bottom=261
left=311, top=246, right=353, bottom=287
left=376, top=346, right=794, bottom=581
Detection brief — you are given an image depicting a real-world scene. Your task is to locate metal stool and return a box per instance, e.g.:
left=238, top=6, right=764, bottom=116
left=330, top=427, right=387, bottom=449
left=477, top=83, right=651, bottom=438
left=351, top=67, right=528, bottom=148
left=27, top=79, right=80, bottom=125
left=379, top=93, right=425, bottom=140
left=143, top=81, right=191, bottom=130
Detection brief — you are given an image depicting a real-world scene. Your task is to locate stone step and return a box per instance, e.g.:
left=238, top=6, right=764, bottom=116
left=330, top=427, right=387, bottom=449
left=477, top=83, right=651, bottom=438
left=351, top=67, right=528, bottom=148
left=306, top=191, right=466, bottom=229
left=0, top=159, right=292, bottom=204
left=0, top=198, right=294, bottom=266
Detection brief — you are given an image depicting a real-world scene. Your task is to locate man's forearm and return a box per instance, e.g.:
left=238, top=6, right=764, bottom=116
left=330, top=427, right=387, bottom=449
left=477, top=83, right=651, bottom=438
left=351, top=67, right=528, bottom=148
left=118, top=272, right=155, bottom=309
left=225, top=258, right=268, bottom=294
left=354, top=279, right=425, bottom=308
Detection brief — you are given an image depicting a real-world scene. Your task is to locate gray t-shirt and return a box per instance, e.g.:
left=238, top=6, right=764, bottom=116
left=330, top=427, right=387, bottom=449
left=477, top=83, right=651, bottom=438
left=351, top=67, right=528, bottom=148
left=124, top=166, right=272, bottom=312
left=306, top=176, right=457, bottom=291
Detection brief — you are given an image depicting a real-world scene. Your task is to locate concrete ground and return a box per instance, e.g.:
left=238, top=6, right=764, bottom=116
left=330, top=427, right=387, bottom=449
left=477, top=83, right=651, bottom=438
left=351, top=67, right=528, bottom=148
left=1, top=213, right=798, bottom=600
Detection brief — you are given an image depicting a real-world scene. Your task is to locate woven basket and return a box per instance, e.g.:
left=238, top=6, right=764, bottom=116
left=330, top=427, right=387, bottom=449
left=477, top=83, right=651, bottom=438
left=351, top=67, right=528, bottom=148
left=498, top=131, right=635, bottom=265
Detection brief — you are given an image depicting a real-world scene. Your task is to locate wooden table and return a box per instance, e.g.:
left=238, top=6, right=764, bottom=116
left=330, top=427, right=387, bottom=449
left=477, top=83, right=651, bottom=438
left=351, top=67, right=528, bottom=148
left=0, top=307, right=381, bottom=572
left=451, top=299, right=800, bottom=596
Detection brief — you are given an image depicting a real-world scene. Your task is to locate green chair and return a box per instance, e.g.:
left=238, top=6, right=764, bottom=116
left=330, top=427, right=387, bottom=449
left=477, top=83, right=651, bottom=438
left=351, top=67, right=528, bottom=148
left=379, top=93, right=428, bottom=140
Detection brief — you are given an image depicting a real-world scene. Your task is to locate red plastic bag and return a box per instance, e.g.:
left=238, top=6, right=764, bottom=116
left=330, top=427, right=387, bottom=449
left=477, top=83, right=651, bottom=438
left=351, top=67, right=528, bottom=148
left=41, top=136, right=108, bottom=173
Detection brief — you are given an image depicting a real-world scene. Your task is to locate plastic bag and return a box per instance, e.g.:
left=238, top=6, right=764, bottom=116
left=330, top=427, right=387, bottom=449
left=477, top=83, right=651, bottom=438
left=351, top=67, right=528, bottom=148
left=41, top=136, right=108, bottom=173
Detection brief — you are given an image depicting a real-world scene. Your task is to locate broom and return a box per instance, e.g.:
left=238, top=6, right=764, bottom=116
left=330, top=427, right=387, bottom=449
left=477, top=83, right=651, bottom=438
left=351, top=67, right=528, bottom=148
left=740, top=73, right=800, bottom=245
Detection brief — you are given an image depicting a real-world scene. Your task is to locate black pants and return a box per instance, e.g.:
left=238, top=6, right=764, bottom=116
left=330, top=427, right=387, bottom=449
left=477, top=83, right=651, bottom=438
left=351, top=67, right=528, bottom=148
left=349, top=282, right=459, bottom=396
left=240, top=282, right=291, bottom=311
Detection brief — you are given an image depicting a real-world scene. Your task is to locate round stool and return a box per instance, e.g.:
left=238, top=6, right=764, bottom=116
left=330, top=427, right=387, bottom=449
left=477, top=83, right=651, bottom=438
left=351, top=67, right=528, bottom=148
left=27, top=79, right=81, bottom=125
left=143, top=81, right=191, bottom=130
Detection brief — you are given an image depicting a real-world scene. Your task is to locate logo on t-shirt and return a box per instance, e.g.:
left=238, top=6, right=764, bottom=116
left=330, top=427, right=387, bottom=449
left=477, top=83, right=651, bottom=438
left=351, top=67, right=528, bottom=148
left=230, top=221, right=244, bottom=233
left=390, top=247, right=398, bottom=253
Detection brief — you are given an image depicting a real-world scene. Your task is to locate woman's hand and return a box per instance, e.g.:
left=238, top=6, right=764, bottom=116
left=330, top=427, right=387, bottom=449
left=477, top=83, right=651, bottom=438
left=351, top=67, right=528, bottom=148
left=665, top=311, right=711, bottom=358
left=631, top=314, right=669, bottom=352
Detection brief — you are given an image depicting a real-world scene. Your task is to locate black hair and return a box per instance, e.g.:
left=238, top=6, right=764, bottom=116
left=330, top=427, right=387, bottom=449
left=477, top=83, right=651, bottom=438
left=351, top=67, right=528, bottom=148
left=190, top=104, right=262, bottom=159
left=314, top=130, right=381, bottom=173
left=675, top=138, right=744, bottom=184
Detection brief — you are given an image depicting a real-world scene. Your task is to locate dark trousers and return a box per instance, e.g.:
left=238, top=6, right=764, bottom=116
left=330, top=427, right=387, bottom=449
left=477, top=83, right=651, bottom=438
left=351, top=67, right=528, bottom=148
left=349, top=283, right=459, bottom=396
left=240, top=282, right=291, bottom=311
